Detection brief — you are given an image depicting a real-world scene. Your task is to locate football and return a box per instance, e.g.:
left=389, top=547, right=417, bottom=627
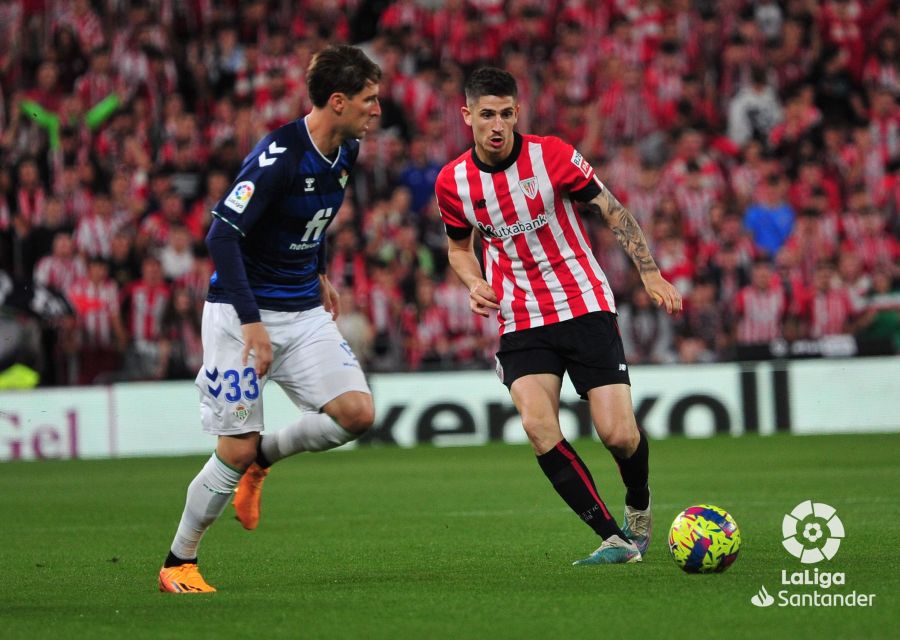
left=668, top=504, right=741, bottom=573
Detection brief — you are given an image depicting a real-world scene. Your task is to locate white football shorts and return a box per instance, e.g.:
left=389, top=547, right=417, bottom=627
left=195, top=302, right=371, bottom=435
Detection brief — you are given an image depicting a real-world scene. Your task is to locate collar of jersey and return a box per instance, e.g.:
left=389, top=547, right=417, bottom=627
left=470, top=132, right=522, bottom=174
left=301, top=115, right=342, bottom=168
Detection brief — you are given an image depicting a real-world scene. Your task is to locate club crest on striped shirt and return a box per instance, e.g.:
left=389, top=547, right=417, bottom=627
left=519, top=177, right=538, bottom=200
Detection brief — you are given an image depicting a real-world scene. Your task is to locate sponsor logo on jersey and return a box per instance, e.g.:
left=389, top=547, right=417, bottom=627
left=571, top=149, right=592, bottom=178
left=224, top=181, right=254, bottom=214
left=289, top=241, right=318, bottom=251
left=519, top=177, right=539, bottom=200
left=476, top=213, right=549, bottom=239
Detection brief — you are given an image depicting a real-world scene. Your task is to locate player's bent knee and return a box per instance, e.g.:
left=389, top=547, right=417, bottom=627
left=216, top=434, right=259, bottom=470
left=328, top=392, right=375, bottom=434
left=602, top=426, right=638, bottom=457
left=341, top=408, right=374, bottom=434
left=520, top=417, right=562, bottom=454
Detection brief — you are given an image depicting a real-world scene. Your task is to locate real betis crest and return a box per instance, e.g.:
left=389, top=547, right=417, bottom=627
left=519, top=177, right=538, bottom=200
left=339, top=170, right=349, bottom=188
left=232, top=404, right=250, bottom=422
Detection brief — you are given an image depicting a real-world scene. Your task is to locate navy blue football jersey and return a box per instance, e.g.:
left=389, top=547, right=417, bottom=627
left=207, top=116, right=358, bottom=312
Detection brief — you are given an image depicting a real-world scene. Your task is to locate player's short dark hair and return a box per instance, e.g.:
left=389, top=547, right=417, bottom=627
left=464, top=67, right=518, bottom=104
left=306, top=45, right=382, bottom=108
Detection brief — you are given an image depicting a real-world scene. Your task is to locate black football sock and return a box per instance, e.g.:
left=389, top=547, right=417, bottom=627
left=164, top=550, right=197, bottom=568
left=255, top=436, right=272, bottom=469
left=614, top=428, right=650, bottom=510
left=537, top=439, right=625, bottom=540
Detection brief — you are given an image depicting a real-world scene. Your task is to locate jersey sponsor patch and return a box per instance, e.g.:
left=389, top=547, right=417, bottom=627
left=571, top=149, right=592, bottom=179
left=519, top=177, right=539, bottom=200
left=224, top=181, right=255, bottom=214
left=476, top=212, right=549, bottom=239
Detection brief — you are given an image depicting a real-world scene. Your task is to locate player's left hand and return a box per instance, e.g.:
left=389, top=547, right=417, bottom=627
left=641, top=270, right=683, bottom=314
left=320, top=274, right=340, bottom=321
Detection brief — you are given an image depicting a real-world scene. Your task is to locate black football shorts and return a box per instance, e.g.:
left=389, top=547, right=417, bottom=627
left=495, top=311, right=631, bottom=399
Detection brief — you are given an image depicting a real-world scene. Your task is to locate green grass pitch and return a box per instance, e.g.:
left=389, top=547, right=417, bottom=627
left=1, top=433, right=898, bottom=639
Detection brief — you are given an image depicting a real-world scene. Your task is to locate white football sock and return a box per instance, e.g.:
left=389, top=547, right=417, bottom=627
left=170, top=453, right=243, bottom=560
left=260, top=413, right=357, bottom=465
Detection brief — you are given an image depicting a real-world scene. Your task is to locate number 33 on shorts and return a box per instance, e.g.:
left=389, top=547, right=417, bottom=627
left=197, top=365, right=263, bottom=433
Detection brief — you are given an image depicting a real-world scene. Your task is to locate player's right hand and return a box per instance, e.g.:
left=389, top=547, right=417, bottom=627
left=241, top=321, right=274, bottom=377
left=640, top=270, right=683, bottom=315
left=469, top=280, right=500, bottom=317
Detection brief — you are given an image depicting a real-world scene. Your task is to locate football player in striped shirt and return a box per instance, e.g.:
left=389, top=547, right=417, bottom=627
left=435, top=67, right=682, bottom=565
left=158, top=46, right=382, bottom=593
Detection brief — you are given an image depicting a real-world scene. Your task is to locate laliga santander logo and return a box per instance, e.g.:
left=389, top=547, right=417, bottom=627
left=782, top=500, right=844, bottom=564
left=224, top=180, right=255, bottom=214
left=233, top=182, right=254, bottom=203
left=750, top=501, right=875, bottom=608
left=750, top=586, right=775, bottom=608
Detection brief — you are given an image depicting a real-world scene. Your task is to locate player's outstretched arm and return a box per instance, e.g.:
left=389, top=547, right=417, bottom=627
left=447, top=232, right=500, bottom=317
left=584, top=189, right=682, bottom=314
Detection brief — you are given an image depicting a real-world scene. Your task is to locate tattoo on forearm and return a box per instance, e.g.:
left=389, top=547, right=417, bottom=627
left=593, top=190, right=658, bottom=274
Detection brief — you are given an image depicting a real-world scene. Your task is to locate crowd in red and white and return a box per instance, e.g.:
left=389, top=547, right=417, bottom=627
left=0, top=0, right=898, bottom=385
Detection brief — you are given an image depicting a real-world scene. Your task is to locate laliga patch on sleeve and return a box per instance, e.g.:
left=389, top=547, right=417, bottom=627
left=224, top=181, right=255, bottom=214
left=570, top=149, right=592, bottom=179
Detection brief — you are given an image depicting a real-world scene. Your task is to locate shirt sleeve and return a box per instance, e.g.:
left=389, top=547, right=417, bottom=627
left=206, top=135, right=294, bottom=324
left=434, top=165, right=472, bottom=239
left=542, top=136, right=603, bottom=202
left=206, top=219, right=260, bottom=324
left=211, top=136, right=294, bottom=236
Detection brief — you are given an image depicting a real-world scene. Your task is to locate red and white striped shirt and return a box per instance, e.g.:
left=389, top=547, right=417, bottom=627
left=807, top=287, right=857, bottom=338
left=52, top=3, right=105, bottom=52
left=123, top=281, right=171, bottom=343
left=434, top=279, right=475, bottom=336
left=17, top=188, right=47, bottom=227
left=68, top=277, right=120, bottom=348
left=74, top=71, right=117, bottom=110
left=436, top=134, right=615, bottom=335
left=34, top=255, right=86, bottom=293
left=734, top=285, right=786, bottom=344
left=75, top=214, right=125, bottom=258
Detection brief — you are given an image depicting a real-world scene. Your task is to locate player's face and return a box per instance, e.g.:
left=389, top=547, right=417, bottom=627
left=342, top=81, right=381, bottom=139
left=462, top=95, right=519, bottom=165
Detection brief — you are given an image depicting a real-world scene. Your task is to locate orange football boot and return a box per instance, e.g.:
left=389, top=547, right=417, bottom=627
left=233, top=462, right=269, bottom=530
left=158, top=564, right=216, bottom=593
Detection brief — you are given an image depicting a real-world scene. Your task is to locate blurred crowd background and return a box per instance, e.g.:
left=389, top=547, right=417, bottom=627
left=0, top=0, right=898, bottom=387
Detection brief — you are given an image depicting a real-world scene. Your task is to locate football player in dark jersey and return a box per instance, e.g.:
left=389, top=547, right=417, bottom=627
left=159, top=45, right=381, bottom=593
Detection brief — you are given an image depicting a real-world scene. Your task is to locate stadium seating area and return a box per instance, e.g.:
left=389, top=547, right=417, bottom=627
left=0, top=0, right=898, bottom=386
